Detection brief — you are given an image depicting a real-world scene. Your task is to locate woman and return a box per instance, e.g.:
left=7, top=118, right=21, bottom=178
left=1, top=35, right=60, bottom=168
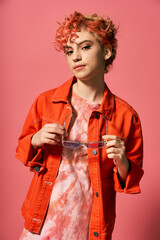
left=16, top=11, right=144, bottom=240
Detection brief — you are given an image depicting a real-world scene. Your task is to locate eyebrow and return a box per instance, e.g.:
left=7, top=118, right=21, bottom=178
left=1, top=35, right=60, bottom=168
left=64, top=40, right=93, bottom=49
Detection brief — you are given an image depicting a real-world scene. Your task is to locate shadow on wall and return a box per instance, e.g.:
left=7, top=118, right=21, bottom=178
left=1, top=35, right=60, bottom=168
left=143, top=205, right=160, bottom=240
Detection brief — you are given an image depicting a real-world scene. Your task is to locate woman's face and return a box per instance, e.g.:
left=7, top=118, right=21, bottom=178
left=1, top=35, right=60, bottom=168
left=64, top=28, right=106, bottom=82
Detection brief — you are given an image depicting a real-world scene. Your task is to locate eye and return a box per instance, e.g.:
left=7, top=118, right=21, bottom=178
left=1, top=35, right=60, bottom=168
left=65, top=50, right=73, bottom=56
left=82, top=45, right=91, bottom=50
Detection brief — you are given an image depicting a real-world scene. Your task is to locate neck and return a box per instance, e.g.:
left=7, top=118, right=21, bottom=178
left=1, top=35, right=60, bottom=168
left=73, top=76, right=105, bottom=104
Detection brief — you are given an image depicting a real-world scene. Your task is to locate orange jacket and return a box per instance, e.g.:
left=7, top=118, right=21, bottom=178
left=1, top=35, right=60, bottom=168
left=16, top=76, right=144, bottom=240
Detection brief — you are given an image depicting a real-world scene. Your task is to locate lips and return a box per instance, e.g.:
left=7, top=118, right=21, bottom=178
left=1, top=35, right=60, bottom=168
left=74, top=64, right=86, bottom=70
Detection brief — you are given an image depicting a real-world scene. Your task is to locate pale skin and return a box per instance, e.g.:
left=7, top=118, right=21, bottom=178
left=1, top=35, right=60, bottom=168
left=31, top=28, right=129, bottom=183
left=102, top=135, right=130, bottom=182
left=31, top=123, right=67, bottom=148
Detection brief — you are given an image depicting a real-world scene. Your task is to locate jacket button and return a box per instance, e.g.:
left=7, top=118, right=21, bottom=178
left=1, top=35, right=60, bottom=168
left=93, top=232, right=99, bottom=237
left=96, top=192, right=99, bottom=197
left=92, top=150, right=97, bottom=155
left=94, top=113, right=100, bottom=119
left=34, top=166, right=40, bottom=172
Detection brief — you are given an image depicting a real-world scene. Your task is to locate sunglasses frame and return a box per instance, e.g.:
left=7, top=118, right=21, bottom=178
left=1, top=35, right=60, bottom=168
left=62, top=113, right=107, bottom=149
left=62, top=139, right=106, bottom=149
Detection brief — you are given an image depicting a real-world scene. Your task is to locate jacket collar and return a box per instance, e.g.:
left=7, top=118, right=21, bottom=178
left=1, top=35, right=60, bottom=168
left=51, top=76, right=115, bottom=120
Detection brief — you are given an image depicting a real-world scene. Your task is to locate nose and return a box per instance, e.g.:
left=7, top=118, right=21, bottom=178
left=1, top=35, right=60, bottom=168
left=72, top=50, right=82, bottom=62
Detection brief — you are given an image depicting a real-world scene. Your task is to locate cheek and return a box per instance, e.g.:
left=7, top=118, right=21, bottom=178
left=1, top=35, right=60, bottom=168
left=90, top=54, right=104, bottom=69
left=89, top=49, right=104, bottom=63
left=97, top=51, right=105, bottom=63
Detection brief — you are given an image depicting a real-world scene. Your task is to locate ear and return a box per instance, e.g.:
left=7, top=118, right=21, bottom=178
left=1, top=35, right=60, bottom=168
left=104, top=46, right=112, bottom=60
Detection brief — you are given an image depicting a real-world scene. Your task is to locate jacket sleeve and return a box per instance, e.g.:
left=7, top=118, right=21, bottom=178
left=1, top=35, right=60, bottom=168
left=16, top=97, right=45, bottom=173
left=113, top=113, right=144, bottom=193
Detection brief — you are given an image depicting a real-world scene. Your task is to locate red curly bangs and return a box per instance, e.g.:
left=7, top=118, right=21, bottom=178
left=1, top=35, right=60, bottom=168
left=54, top=11, right=117, bottom=50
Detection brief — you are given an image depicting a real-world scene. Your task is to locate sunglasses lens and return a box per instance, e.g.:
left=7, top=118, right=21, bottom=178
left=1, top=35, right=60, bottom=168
left=87, top=141, right=105, bottom=148
left=98, top=142, right=105, bottom=148
left=62, top=140, right=81, bottom=149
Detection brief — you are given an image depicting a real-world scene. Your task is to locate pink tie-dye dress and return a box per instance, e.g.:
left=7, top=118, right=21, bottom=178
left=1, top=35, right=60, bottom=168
left=20, top=91, right=101, bottom=240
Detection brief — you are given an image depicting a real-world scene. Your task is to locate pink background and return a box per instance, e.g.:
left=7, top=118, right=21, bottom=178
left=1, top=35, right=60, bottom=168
left=1, top=0, right=160, bottom=239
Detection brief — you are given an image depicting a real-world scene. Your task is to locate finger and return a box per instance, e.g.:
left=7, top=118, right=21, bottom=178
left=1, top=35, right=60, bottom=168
left=102, top=135, right=125, bottom=144
left=105, top=138, right=125, bottom=148
left=105, top=139, right=120, bottom=148
left=45, top=123, right=65, bottom=130
left=43, top=124, right=66, bottom=136
left=44, top=138, right=60, bottom=145
left=40, top=132, right=61, bottom=145
left=107, top=153, right=121, bottom=160
left=44, top=133, right=61, bottom=142
left=40, top=134, right=60, bottom=145
left=102, top=135, right=118, bottom=141
left=106, top=147, right=123, bottom=155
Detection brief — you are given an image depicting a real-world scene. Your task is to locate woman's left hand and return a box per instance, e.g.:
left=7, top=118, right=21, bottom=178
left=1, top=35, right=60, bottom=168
left=102, top=135, right=128, bottom=167
left=102, top=135, right=130, bottom=182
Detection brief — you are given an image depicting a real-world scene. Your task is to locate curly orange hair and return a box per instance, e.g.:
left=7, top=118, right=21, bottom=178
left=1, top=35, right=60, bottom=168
left=54, top=11, right=118, bottom=73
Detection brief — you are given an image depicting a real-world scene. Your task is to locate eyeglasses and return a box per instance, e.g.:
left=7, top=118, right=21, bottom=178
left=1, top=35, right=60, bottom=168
left=62, top=113, right=107, bottom=149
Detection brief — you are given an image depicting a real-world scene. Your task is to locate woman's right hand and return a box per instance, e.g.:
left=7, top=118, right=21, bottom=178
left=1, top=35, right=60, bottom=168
left=31, top=123, right=67, bottom=149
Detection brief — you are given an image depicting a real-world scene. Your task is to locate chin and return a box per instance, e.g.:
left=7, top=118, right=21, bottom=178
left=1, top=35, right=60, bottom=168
left=75, top=75, right=91, bottom=82
left=73, top=72, right=92, bottom=81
